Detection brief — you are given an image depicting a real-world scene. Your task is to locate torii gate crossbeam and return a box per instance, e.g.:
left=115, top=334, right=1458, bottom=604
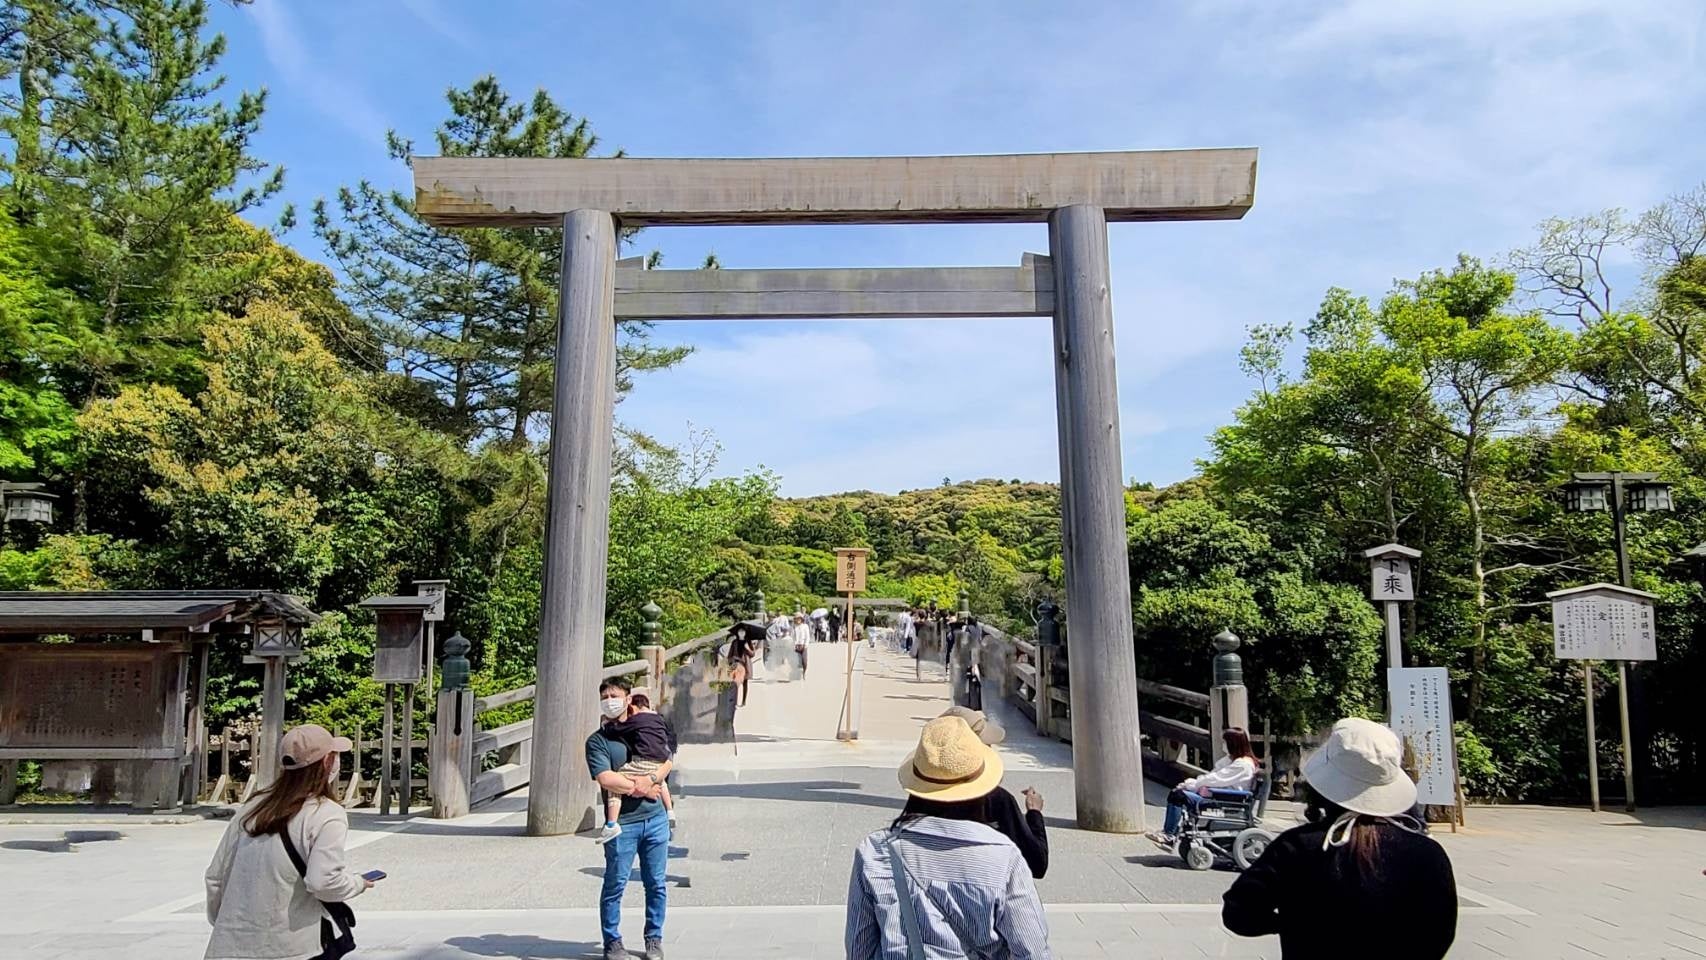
left=413, top=149, right=1259, bottom=836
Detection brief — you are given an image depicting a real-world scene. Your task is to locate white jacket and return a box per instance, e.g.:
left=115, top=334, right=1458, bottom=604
left=204, top=796, right=367, bottom=959
left=1182, top=755, right=1257, bottom=793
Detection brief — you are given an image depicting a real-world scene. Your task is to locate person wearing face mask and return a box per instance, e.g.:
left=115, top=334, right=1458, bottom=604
left=204, top=724, right=371, bottom=960
left=587, top=678, right=670, bottom=960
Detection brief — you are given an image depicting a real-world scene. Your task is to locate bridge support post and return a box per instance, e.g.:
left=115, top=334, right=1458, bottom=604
left=529, top=209, right=618, bottom=837
left=431, top=633, right=474, bottom=819
left=1208, top=630, right=1249, bottom=763
left=1049, top=204, right=1146, bottom=832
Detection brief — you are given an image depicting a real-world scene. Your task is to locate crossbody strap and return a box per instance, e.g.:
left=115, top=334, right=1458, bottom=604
left=278, top=821, right=358, bottom=954
left=882, top=831, right=929, bottom=960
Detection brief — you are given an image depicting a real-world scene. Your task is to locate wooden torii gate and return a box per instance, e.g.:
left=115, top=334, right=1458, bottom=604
left=413, top=149, right=1259, bottom=835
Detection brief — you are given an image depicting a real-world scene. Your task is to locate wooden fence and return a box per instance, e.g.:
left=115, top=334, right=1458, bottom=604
left=981, top=626, right=1211, bottom=782
left=456, top=627, right=728, bottom=808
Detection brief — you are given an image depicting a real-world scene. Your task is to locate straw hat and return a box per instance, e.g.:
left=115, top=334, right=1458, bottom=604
left=1302, top=717, right=1417, bottom=817
left=279, top=724, right=352, bottom=770
left=939, top=705, right=1006, bottom=745
left=898, top=716, right=1005, bottom=802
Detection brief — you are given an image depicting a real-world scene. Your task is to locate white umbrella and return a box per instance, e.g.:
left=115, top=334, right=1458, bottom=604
left=810, top=607, right=829, bottom=619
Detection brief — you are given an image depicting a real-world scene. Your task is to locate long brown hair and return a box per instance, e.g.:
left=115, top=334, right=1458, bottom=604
left=242, top=759, right=338, bottom=837
left=1222, top=727, right=1256, bottom=761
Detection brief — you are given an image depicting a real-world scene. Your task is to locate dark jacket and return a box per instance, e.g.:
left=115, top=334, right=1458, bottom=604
left=987, top=785, right=1049, bottom=879
left=1222, top=817, right=1457, bottom=959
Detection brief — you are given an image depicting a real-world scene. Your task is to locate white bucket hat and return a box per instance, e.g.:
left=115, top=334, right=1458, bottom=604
left=1302, top=717, right=1417, bottom=817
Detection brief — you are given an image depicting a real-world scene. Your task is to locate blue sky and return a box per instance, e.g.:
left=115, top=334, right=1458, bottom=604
left=213, top=1, right=1705, bottom=496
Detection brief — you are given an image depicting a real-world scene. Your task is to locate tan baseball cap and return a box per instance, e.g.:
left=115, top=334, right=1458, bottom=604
left=279, top=724, right=352, bottom=770
left=940, top=705, right=1007, bottom=745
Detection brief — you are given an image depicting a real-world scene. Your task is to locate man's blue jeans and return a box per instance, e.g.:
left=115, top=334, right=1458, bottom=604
left=600, top=810, right=669, bottom=944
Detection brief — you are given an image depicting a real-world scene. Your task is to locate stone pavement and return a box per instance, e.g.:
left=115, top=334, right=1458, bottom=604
left=4, top=645, right=1706, bottom=957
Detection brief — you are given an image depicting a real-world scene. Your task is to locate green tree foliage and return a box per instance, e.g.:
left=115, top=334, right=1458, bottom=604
left=3, top=0, right=282, bottom=406
left=313, top=76, right=686, bottom=444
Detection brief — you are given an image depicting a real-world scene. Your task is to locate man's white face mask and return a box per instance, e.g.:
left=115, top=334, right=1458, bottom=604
left=601, top=696, right=628, bottom=720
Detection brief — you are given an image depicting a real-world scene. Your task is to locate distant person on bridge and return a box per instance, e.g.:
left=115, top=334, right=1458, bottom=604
left=587, top=677, right=671, bottom=960
left=790, top=613, right=812, bottom=677
left=827, top=606, right=843, bottom=643
left=941, top=705, right=1050, bottom=879
left=1221, top=717, right=1457, bottom=959
left=1148, top=726, right=1258, bottom=848
left=846, top=715, right=1050, bottom=959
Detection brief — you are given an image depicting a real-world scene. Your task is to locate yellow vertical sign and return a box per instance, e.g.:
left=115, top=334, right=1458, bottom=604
left=835, top=548, right=868, bottom=594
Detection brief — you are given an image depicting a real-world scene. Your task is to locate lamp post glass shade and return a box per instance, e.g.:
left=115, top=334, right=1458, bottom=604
left=1626, top=483, right=1673, bottom=513
left=1564, top=481, right=1611, bottom=513
left=2, top=488, right=56, bottom=524
left=250, top=619, right=304, bottom=657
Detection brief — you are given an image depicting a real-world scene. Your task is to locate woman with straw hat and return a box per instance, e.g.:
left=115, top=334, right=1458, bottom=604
left=845, top=715, right=1050, bottom=959
left=1222, top=717, right=1457, bottom=959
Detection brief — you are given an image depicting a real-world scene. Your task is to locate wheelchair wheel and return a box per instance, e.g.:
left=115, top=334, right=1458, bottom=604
left=1181, top=840, right=1215, bottom=871
left=1232, top=828, right=1274, bottom=870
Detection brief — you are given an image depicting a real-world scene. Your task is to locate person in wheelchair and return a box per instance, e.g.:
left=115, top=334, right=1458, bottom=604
left=1148, top=727, right=1259, bottom=849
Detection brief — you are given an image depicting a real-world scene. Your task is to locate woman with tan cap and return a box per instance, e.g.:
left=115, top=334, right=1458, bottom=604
left=204, top=724, right=371, bottom=960
left=845, top=715, right=1050, bottom=959
left=1222, top=717, right=1457, bottom=959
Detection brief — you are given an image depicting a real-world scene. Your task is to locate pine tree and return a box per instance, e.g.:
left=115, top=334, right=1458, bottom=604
left=1, top=0, right=283, bottom=404
left=315, top=76, right=687, bottom=446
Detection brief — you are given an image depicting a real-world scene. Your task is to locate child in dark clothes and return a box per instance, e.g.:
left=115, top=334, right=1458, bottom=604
left=596, top=693, right=678, bottom=844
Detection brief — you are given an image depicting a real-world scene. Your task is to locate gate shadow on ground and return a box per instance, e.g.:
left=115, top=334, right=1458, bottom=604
left=443, top=934, right=600, bottom=958
left=681, top=780, right=903, bottom=813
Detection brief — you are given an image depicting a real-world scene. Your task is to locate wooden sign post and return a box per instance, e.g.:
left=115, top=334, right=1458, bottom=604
left=835, top=548, right=869, bottom=741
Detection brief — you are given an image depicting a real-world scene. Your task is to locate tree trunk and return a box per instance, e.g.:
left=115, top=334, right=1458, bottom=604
left=1462, top=438, right=1487, bottom=718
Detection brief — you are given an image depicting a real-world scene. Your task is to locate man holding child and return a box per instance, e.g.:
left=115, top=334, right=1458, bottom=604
left=587, top=677, right=677, bottom=960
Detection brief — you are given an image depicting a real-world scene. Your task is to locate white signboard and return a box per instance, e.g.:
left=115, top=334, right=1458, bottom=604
left=1370, top=557, right=1414, bottom=601
left=1550, top=590, right=1657, bottom=661
left=1387, top=666, right=1457, bottom=806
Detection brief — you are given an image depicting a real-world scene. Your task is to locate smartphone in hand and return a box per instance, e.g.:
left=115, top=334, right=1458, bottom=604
left=361, top=869, right=387, bottom=882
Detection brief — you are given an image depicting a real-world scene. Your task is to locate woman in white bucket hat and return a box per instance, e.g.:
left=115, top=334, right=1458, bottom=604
left=845, top=715, right=1050, bottom=959
left=1222, top=717, right=1457, bottom=959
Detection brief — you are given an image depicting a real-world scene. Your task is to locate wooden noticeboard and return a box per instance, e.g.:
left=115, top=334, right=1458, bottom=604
left=0, top=643, right=183, bottom=752
left=1548, top=584, right=1658, bottom=662
left=372, top=610, right=425, bottom=683
left=835, top=548, right=869, bottom=594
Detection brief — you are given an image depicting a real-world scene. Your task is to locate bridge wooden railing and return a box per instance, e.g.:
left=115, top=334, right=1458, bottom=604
left=450, top=625, right=729, bottom=811
left=978, top=619, right=1225, bottom=784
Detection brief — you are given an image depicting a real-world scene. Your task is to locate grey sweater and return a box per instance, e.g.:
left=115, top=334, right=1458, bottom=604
left=204, top=796, right=367, bottom=959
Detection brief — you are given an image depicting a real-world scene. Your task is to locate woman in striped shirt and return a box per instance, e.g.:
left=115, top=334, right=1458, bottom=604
left=845, top=715, right=1050, bottom=959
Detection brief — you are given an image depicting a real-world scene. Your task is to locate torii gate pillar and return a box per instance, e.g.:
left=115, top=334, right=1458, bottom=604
left=528, top=209, right=617, bottom=837
left=1050, top=205, right=1146, bottom=831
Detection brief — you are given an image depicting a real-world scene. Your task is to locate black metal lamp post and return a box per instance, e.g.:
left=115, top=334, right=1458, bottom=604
left=1562, top=472, right=1673, bottom=588
left=1562, top=471, right=1673, bottom=808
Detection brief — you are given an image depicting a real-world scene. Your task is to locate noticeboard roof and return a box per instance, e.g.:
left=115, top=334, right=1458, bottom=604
left=0, top=590, right=318, bottom=636
left=1545, top=582, right=1659, bottom=602
left=1362, top=543, right=1422, bottom=560
left=358, top=595, right=436, bottom=610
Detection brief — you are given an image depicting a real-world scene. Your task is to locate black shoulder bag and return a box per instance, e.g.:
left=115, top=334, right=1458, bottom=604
left=279, top=827, right=358, bottom=960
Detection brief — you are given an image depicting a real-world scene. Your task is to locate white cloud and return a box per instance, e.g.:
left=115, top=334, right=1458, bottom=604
left=395, top=0, right=470, bottom=49
left=248, top=0, right=391, bottom=148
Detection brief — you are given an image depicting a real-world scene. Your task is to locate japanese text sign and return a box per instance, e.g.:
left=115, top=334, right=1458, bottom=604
left=1548, top=584, right=1657, bottom=661
left=1370, top=557, right=1414, bottom=601
left=835, top=548, right=868, bottom=594
left=1387, top=666, right=1457, bottom=806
